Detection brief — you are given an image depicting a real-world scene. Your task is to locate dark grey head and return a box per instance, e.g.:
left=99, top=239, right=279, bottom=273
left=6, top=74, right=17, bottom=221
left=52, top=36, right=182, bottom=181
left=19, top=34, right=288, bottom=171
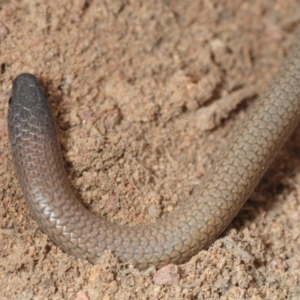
left=9, top=73, right=47, bottom=110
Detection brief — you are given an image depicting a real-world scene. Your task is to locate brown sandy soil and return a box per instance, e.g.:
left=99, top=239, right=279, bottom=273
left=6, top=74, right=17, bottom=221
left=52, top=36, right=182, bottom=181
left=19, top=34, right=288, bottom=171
left=1, top=0, right=300, bottom=299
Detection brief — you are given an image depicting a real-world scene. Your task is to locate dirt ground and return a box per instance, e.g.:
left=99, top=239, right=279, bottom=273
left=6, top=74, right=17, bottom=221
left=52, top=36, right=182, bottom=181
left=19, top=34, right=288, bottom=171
left=1, top=0, right=300, bottom=299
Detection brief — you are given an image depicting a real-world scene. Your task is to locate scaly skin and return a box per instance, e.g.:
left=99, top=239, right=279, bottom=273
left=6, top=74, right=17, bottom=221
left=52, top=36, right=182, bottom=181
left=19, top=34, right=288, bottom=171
left=7, top=38, right=300, bottom=269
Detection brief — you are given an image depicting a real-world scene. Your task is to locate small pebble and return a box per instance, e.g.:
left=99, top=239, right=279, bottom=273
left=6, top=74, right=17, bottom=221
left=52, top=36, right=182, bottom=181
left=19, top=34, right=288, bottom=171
left=153, top=264, right=180, bottom=285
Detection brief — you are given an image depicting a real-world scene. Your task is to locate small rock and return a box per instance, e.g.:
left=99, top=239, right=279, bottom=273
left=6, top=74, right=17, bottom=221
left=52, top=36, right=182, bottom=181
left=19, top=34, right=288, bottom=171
left=75, top=290, right=89, bottom=300
left=153, top=264, right=180, bottom=285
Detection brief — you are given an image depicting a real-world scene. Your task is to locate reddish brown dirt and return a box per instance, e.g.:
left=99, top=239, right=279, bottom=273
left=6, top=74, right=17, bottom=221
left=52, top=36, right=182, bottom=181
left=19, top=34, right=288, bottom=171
left=1, top=1, right=300, bottom=299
